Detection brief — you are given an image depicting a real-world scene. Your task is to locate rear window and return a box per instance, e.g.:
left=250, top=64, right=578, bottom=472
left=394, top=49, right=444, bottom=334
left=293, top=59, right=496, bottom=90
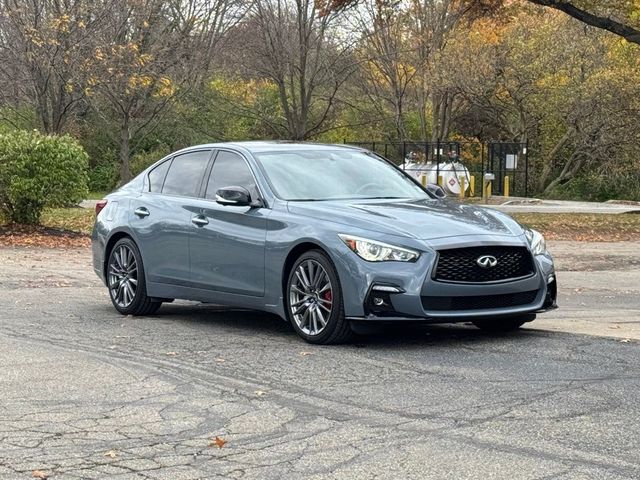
left=162, top=150, right=211, bottom=197
left=148, top=159, right=171, bottom=193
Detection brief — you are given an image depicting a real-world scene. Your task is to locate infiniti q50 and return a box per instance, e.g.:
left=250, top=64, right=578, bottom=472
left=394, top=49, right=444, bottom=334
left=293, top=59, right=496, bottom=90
left=92, top=142, right=557, bottom=344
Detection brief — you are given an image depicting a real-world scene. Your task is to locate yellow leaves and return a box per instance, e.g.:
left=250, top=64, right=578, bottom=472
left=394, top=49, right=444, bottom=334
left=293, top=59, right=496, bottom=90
left=470, top=18, right=506, bottom=46
left=536, top=73, right=570, bottom=89
left=94, top=48, right=105, bottom=61
left=210, top=77, right=274, bottom=105
left=65, top=82, right=74, bottom=93
left=50, top=14, right=71, bottom=33
left=128, top=74, right=153, bottom=89
left=136, top=53, right=153, bottom=67
left=154, top=77, right=176, bottom=98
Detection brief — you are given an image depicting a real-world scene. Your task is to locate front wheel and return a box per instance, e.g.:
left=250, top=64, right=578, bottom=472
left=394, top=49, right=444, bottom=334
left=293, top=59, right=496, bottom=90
left=107, top=238, right=161, bottom=316
left=472, top=314, right=536, bottom=333
left=285, top=250, right=352, bottom=344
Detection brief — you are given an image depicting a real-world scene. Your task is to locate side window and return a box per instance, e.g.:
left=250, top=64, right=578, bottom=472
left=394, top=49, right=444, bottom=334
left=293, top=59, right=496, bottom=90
left=148, top=159, right=171, bottom=193
left=162, top=150, right=211, bottom=197
left=205, top=151, right=259, bottom=200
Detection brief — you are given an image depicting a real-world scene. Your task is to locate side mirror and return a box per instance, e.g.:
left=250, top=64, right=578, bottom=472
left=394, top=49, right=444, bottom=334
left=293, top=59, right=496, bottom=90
left=215, top=186, right=252, bottom=206
left=426, top=183, right=446, bottom=198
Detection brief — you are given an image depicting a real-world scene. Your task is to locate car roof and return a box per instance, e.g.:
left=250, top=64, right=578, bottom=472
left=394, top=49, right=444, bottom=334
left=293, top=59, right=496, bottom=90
left=176, top=141, right=366, bottom=155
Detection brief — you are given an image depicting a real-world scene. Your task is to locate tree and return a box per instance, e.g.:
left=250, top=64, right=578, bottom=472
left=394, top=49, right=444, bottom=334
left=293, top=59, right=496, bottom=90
left=0, top=0, right=110, bottom=133
left=232, top=0, right=355, bottom=140
left=84, top=0, right=244, bottom=182
left=323, top=0, right=640, bottom=46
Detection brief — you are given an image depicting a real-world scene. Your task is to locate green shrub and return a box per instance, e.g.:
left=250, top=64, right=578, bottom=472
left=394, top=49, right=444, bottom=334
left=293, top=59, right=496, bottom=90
left=131, top=147, right=171, bottom=177
left=0, top=130, right=89, bottom=224
left=545, top=171, right=640, bottom=202
left=88, top=161, right=118, bottom=192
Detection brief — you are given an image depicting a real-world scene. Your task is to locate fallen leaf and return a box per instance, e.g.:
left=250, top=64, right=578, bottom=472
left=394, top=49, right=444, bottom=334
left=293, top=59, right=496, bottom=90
left=254, top=390, right=267, bottom=397
left=32, top=471, right=49, bottom=479
left=619, top=339, right=631, bottom=343
left=165, top=351, right=178, bottom=356
left=104, top=450, right=118, bottom=458
left=609, top=325, right=621, bottom=329
left=214, top=357, right=226, bottom=363
left=209, top=436, right=227, bottom=448
left=299, top=351, right=313, bottom=356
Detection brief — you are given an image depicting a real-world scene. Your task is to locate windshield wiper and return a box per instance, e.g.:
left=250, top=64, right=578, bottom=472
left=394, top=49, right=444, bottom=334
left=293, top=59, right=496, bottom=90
left=358, top=196, right=407, bottom=200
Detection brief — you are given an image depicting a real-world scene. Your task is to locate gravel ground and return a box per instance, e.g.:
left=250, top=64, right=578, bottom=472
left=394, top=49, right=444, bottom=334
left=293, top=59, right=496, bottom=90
left=0, top=242, right=639, bottom=479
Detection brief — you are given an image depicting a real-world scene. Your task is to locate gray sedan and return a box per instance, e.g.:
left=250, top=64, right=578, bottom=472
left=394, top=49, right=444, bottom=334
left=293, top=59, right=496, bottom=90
left=92, top=142, right=557, bottom=344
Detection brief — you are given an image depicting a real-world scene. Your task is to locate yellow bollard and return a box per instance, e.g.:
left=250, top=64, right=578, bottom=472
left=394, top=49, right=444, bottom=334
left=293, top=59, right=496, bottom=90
left=469, top=176, right=475, bottom=197
left=437, top=175, right=443, bottom=187
left=420, top=174, right=427, bottom=187
left=504, top=175, right=510, bottom=198
left=487, top=181, right=492, bottom=198
left=459, top=176, right=466, bottom=199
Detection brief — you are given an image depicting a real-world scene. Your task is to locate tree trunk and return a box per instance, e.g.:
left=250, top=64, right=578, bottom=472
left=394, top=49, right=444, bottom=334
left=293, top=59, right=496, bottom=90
left=538, top=132, right=570, bottom=191
left=119, top=119, right=132, bottom=184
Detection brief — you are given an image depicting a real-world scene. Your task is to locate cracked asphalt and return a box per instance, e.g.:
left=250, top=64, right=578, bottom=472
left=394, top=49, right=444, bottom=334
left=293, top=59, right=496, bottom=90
left=1, top=242, right=639, bottom=479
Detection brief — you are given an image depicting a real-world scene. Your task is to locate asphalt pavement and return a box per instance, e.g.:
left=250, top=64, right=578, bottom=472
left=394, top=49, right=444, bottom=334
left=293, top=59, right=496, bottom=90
left=0, top=243, right=639, bottom=479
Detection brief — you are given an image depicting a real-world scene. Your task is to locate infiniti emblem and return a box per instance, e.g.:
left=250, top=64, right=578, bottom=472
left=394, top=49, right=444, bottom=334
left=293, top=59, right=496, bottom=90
left=476, top=255, right=498, bottom=268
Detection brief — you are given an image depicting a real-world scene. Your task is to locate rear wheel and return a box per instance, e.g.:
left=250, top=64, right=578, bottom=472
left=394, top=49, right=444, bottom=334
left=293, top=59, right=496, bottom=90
left=107, top=238, right=161, bottom=316
left=472, top=314, right=535, bottom=333
left=285, top=250, right=352, bottom=344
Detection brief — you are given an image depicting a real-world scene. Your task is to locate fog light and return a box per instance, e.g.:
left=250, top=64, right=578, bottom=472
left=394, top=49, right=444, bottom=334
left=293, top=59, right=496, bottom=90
left=373, top=297, right=386, bottom=306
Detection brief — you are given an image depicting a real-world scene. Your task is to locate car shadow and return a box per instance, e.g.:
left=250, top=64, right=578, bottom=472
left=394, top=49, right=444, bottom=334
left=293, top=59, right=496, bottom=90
left=149, top=301, right=550, bottom=347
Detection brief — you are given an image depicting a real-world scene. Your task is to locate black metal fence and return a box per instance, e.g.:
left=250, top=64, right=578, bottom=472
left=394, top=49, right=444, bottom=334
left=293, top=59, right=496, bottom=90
left=345, top=140, right=530, bottom=197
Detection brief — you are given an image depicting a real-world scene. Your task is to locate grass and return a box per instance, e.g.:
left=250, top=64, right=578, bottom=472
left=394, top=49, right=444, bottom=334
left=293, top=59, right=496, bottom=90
left=39, top=207, right=95, bottom=235
left=86, top=191, right=108, bottom=200
left=0, top=207, right=94, bottom=247
left=512, top=213, right=640, bottom=241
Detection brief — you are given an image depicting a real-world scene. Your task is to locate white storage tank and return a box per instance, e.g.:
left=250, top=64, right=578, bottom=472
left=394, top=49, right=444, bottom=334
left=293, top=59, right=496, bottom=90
left=403, top=162, right=470, bottom=195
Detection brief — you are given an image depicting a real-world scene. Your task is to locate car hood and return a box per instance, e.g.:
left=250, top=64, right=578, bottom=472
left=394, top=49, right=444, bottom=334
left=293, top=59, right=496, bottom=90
left=287, top=198, right=524, bottom=241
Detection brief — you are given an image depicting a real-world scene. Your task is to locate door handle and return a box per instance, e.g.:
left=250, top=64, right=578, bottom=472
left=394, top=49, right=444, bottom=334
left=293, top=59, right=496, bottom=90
left=192, top=215, right=209, bottom=227
left=134, top=207, right=150, bottom=218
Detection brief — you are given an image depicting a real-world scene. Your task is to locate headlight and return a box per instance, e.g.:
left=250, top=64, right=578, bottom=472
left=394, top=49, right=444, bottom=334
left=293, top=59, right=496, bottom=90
left=524, top=227, right=547, bottom=255
left=339, top=234, right=419, bottom=262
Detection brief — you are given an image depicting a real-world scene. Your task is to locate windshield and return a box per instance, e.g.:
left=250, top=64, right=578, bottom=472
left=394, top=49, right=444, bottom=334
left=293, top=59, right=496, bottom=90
left=256, top=150, right=430, bottom=201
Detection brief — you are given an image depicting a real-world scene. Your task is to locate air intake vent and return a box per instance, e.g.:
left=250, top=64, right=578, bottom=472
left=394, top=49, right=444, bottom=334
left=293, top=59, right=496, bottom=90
left=422, top=290, right=539, bottom=311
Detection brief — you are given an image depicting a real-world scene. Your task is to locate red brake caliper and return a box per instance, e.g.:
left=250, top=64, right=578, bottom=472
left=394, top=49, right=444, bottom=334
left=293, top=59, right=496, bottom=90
left=323, top=289, right=332, bottom=304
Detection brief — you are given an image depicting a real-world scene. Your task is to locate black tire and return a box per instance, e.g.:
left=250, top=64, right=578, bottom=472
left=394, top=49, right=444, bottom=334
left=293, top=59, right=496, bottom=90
left=107, top=237, right=161, bottom=316
left=285, top=250, right=352, bottom=345
left=472, top=314, right=536, bottom=333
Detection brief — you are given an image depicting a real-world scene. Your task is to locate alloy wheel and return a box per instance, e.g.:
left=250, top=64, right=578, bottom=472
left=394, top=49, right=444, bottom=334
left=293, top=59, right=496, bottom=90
left=289, top=259, right=333, bottom=336
left=108, top=244, right=138, bottom=308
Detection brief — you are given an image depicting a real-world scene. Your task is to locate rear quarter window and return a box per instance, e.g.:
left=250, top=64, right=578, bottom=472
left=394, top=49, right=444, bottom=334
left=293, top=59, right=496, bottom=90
left=162, top=150, right=212, bottom=197
left=148, top=159, right=171, bottom=193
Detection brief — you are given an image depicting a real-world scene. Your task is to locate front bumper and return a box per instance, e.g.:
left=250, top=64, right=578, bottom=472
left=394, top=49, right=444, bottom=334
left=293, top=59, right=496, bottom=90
left=333, top=236, right=557, bottom=323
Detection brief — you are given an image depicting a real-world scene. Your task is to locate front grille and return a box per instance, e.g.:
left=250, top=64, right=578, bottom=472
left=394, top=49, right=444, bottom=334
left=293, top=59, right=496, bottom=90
left=422, top=290, right=539, bottom=311
left=434, top=246, right=534, bottom=283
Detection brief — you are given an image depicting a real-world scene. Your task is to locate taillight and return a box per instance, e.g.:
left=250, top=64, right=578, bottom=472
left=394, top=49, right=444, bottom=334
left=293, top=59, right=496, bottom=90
left=95, top=199, right=108, bottom=216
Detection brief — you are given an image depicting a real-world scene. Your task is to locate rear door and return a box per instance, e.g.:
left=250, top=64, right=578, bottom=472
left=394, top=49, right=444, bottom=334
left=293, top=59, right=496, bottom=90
left=188, top=150, right=268, bottom=296
left=132, top=149, right=213, bottom=286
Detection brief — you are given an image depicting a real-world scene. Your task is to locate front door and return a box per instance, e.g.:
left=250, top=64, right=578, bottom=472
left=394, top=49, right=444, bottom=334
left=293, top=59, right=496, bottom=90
left=133, top=149, right=212, bottom=286
left=189, top=150, right=267, bottom=296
